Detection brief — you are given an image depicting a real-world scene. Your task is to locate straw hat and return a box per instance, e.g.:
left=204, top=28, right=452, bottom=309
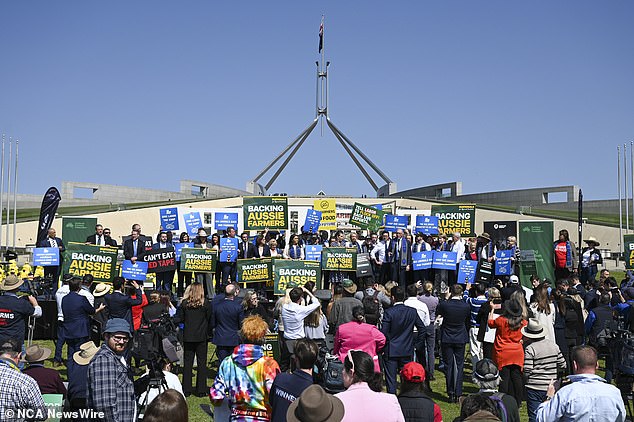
left=22, top=344, right=52, bottom=363
left=73, top=341, right=99, bottom=366
left=521, top=318, right=546, bottom=340
left=1, top=274, right=24, bottom=291
left=584, top=236, right=600, bottom=246
left=93, top=283, right=110, bottom=297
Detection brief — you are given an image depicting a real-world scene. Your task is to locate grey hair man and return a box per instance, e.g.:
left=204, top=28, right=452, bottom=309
left=472, top=358, right=520, bottom=422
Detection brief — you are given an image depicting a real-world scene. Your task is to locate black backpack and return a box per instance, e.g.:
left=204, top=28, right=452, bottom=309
left=323, top=357, right=345, bottom=394
left=362, top=290, right=381, bottom=325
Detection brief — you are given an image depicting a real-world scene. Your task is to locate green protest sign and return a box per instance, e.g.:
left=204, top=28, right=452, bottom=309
left=348, top=203, right=384, bottom=231
left=431, top=204, right=476, bottom=237
left=62, top=242, right=118, bottom=282
left=273, top=260, right=321, bottom=295
left=624, top=235, right=634, bottom=270
left=237, top=258, right=273, bottom=283
left=243, top=196, right=288, bottom=230
left=179, top=248, right=217, bottom=273
left=62, top=217, right=97, bottom=244
left=321, top=247, right=357, bottom=271
left=518, top=221, right=554, bottom=288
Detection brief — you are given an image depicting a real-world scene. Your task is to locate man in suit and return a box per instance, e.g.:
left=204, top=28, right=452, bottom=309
left=389, top=229, right=412, bottom=285
left=152, top=232, right=176, bottom=292
left=123, top=229, right=143, bottom=263
left=104, top=277, right=142, bottom=330
left=211, top=284, right=244, bottom=363
left=102, top=228, right=118, bottom=247
left=86, top=224, right=108, bottom=246
left=37, top=228, right=65, bottom=283
left=381, top=285, right=426, bottom=394
left=219, top=226, right=239, bottom=285
left=239, top=232, right=256, bottom=259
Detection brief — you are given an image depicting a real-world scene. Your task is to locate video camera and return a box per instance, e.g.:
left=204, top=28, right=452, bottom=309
left=131, top=311, right=182, bottom=367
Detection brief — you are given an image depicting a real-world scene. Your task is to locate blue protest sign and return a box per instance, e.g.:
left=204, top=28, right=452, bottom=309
left=121, top=260, right=148, bottom=281
left=304, top=209, right=322, bottom=234
left=412, top=251, right=433, bottom=270
left=495, top=250, right=513, bottom=275
left=183, top=212, right=203, bottom=236
left=220, top=238, right=239, bottom=262
left=33, top=247, right=60, bottom=266
left=174, top=242, right=194, bottom=261
left=431, top=251, right=458, bottom=270
left=215, top=212, right=239, bottom=231
left=160, top=207, right=179, bottom=231
left=384, top=215, right=408, bottom=232
left=305, top=245, right=323, bottom=262
left=415, top=216, right=439, bottom=235
left=458, top=260, right=478, bottom=283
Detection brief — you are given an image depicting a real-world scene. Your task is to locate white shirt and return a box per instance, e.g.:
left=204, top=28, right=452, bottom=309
left=137, top=370, right=184, bottom=406
left=451, top=239, right=465, bottom=263
left=404, top=297, right=430, bottom=326
left=371, top=243, right=386, bottom=264
left=281, top=301, right=320, bottom=340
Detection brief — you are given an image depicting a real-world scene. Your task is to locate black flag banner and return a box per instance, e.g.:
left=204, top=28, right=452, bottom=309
left=36, top=187, right=61, bottom=245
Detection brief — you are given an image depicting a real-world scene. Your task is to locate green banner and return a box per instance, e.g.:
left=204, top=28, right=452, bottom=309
left=243, top=196, right=288, bottom=230
left=237, top=258, right=273, bottom=283
left=273, top=260, right=321, bottom=295
left=348, top=203, right=385, bottom=231
left=624, top=235, right=634, bottom=270
left=62, top=242, right=118, bottom=282
left=519, top=221, right=554, bottom=288
left=321, top=247, right=357, bottom=271
left=62, top=217, right=97, bottom=244
left=431, top=204, right=476, bottom=237
left=179, top=248, right=217, bottom=273
left=263, top=334, right=280, bottom=363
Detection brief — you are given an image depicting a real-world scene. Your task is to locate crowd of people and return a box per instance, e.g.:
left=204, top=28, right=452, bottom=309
left=0, top=222, right=632, bottom=421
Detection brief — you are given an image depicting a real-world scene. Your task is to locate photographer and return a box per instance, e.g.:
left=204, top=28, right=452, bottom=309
left=137, top=357, right=184, bottom=406
left=0, top=275, right=42, bottom=350
left=104, top=277, right=143, bottom=329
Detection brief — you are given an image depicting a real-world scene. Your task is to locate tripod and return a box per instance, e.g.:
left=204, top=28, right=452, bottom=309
left=138, top=374, right=169, bottom=418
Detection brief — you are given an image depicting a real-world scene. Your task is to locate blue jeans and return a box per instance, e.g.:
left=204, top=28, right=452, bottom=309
left=525, top=387, right=547, bottom=422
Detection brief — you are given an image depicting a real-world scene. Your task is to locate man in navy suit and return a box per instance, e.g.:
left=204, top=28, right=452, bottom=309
left=152, top=231, right=176, bottom=292
left=211, top=284, right=244, bottom=363
left=37, top=228, right=65, bottom=283
left=381, top=285, right=426, bottom=394
left=389, top=229, right=412, bottom=285
left=123, top=229, right=144, bottom=263
left=104, top=277, right=142, bottom=330
left=239, top=232, right=256, bottom=259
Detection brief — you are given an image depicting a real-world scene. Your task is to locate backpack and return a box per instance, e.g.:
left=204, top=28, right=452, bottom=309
left=595, top=321, right=613, bottom=348
left=488, top=392, right=508, bottom=422
left=362, top=290, right=381, bottom=325
left=323, top=356, right=345, bottom=394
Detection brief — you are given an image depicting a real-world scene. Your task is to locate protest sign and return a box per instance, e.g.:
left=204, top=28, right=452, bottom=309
left=484, top=221, right=517, bottom=250
left=183, top=212, right=203, bottom=237
left=477, top=261, right=494, bottom=284
left=384, top=215, right=408, bottom=232
left=303, top=209, right=322, bottom=234
left=179, top=248, right=217, bottom=273
left=33, top=247, right=60, bottom=266
left=174, top=242, right=194, bottom=260
left=220, top=238, right=239, bottom=262
left=273, top=260, right=321, bottom=295
left=348, top=203, right=384, bottom=231
left=243, top=197, right=288, bottom=230
left=314, top=199, right=336, bottom=230
left=356, top=253, right=372, bottom=277
left=263, top=334, right=280, bottom=362
left=412, top=251, right=433, bottom=270
left=237, top=258, right=273, bottom=283
left=62, top=243, right=118, bottom=282
left=141, top=247, right=176, bottom=273
left=305, top=245, right=323, bottom=262
left=495, top=250, right=513, bottom=276
left=431, top=204, right=475, bottom=237
left=518, top=221, right=554, bottom=288
left=431, top=251, right=458, bottom=270
left=321, top=247, right=357, bottom=271
left=458, top=260, right=478, bottom=283
left=625, top=235, right=634, bottom=270
left=415, top=216, right=439, bottom=235
left=160, top=208, right=179, bottom=231
left=121, top=260, right=148, bottom=281
left=215, top=212, right=239, bottom=231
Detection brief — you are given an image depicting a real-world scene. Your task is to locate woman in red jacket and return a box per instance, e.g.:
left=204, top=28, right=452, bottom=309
left=488, top=297, right=527, bottom=407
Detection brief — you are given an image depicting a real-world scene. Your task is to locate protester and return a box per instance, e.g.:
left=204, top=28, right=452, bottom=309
left=174, top=282, right=212, bottom=397
left=123, top=229, right=144, bottom=263
left=303, top=306, right=329, bottom=349
left=284, top=234, right=305, bottom=260
left=437, top=283, right=470, bottom=402
left=243, top=290, right=273, bottom=328
left=0, top=274, right=42, bottom=350
left=353, top=277, right=392, bottom=326
left=471, top=358, right=520, bottom=422
left=68, top=341, right=99, bottom=413
left=210, top=315, right=281, bottom=421
left=334, top=306, right=386, bottom=372
left=87, top=318, right=137, bottom=421
left=152, top=231, right=175, bottom=292
left=552, top=283, right=584, bottom=372
left=91, top=283, right=110, bottom=343
left=553, top=229, right=577, bottom=281
left=142, top=290, right=167, bottom=323
left=53, top=273, right=73, bottom=366
left=536, top=345, right=626, bottom=422
left=329, top=279, right=363, bottom=333
left=270, top=338, right=319, bottom=422
left=389, top=229, right=412, bottom=285
left=404, top=283, right=430, bottom=375
left=528, top=284, right=556, bottom=343
left=584, top=292, right=615, bottom=382
left=464, top=282, right=488, bottom=369
left=175, top=232, right=193, bottom=297
left=142, top=389, right=188, bottom=422
left=456, top=393, right=502, bottom=422
left=335, top=350, right=405, bottom=422
left=417, top=281, right=439, bottom=380
left=22, top=344, right=67, bottom=396
left=212, top=283, right=244, bottom=365
left=104, top=277, right=142, bottom=329
left=282, top=287, right=321, bottom=364
left=476, top=287, right=503, bottom=360
left=286, top=384, right=345, bottom=422
left=397, top=361, right=442, bottom=422
left=0, top=339, right=46, bottom=420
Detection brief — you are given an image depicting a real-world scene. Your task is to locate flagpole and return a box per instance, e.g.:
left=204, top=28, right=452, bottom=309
left=626, top=143, right=629, bottom=232
left=5, top=139, right=11, bottom=252
left=631, top=140, right=633, bottom=233
left=12, top=141, right=18, bottom=249
left=619, top=145, right=623, bottom=254
left=0, top=136, right=4, bottom=250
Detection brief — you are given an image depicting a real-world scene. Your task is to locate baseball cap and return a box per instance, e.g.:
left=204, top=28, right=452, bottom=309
left=401, top=361, right=426, bottom=383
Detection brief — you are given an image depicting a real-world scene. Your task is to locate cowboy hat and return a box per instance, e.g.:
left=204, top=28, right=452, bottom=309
left=584, top=236, right=600, bottom=246
left=341, top=278, right=357, bottom=294
left=93, top=283, right=110, bottom=297
left=477, top=232, right=492, bottom=241
left=287, top=384, right=345, bottom=422
left=73, top=341, right=99, bottom=366
left=521, top=318, right=545, bottom=339
left=22, top=344, right=52, bottom=363
left=1, top=274, right=24, bottom=291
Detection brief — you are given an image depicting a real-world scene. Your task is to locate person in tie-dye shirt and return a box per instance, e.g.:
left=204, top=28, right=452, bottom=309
left=210, top=315, right=280, bottom=421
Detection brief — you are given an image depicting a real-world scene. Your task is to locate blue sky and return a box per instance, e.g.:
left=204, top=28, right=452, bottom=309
left=1, top=1, right=633, bottom=200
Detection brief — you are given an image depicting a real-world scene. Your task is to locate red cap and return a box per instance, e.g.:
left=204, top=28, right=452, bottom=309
left=401, top=361, right=425, bottom=383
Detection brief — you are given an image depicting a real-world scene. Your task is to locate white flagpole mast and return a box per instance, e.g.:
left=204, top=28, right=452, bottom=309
left=619, top=145, right=623, bottom=253
left=0, top=135, right=4, bottom=250
left=626, top=143, right=629, bottom=233
left=12, top=141, right=18, bottom=249
left=5, top=139, right=11, bottom=251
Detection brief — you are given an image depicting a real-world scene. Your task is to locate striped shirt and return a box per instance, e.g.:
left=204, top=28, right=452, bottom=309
left=463, top=291, right=488, bottom=327
left=523, top=339, right=567, bottom=391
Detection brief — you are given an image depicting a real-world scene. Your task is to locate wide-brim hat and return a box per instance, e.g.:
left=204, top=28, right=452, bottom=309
left=504, top=299, right=523, bottom=318
left=287, top=384, right=345, bottom=422
left=341, top=278, right=357, bottom=294
left=478, top=232, right=492, bottom=241
left=22, top=344, right=52, bottom=363
left=584, top=236, right=600, bottom=246
left=73, top=341, right=99, bottom=365
left=93, top=283, right=110, bottom=297
left=521, top=318, right=545, bottom=339
left=1, top=274, right=24, bottom=291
